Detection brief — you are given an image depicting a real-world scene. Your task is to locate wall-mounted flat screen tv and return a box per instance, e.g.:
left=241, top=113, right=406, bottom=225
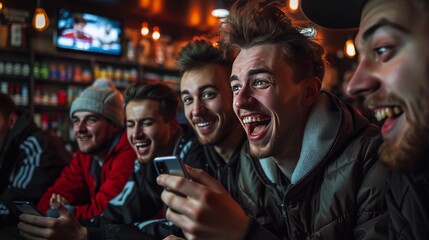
left=55, top=9, right=122, bottom=56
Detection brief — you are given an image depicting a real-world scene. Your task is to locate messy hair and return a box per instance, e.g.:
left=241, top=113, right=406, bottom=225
left=220, top=0, right=326, bottom=83
left=123, top=82, right=179, bottom=122
left=176, top=39, right=233, bottom=75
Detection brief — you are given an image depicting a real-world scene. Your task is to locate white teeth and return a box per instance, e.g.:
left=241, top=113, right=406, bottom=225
left=135, top=142, right=149, bottom=147
left=385, top=108, right=393, bottom=117
left=374, top=106, right=403, bottom=122
left=196, top=122, right=210, bottom=127
left=242, top=116, right=269, bottom=124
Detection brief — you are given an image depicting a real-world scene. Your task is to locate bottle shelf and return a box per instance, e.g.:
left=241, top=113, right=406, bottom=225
left=35, top=79, right=92, bottom=87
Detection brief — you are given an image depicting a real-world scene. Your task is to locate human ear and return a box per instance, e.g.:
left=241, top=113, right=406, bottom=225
left=305, top=77, right=321, bottom=105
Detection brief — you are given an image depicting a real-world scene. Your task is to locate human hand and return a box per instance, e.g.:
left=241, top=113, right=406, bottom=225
left=18, top=204, right=87, bottom=240
left=157, top=165, right=249, bottom=240
left=50, top=193, right=68, bottom=209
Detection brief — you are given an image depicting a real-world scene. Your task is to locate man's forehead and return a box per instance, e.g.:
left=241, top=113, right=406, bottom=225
left=361, top=0, right=420, bottom=29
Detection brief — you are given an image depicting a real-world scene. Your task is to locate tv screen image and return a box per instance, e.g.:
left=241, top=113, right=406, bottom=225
left=56, top=9, right=122, bottom=55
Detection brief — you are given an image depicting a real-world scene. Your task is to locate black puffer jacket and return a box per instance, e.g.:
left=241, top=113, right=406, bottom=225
left=387, top=170, right=429, bottom=240
left=176, top=128, right=245, bottom=200
left=239, top=92, right=389, bottom=239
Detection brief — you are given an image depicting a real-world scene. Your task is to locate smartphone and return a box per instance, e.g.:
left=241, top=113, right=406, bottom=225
left=14, top=201, right=44, bottom=216
left=153, top=155, right=189, bottom=179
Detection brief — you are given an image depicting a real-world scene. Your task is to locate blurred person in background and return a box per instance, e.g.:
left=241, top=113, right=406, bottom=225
left=35, top=82, right=135, bottom=219
left=0, top=93, right=70, bottom=225
left=18, top=82, right=182, bottom=240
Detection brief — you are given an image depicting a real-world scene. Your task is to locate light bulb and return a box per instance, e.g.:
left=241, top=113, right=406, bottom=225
left=289, top=0, right=299, bottom=12
left=211, top=9, right=229, bottom=18
left=152, top=26, right=160, bottom=40
left=141, top=22, right=149, bottom=36
left=33, top=8, right=50, bottom=31
left=344, top=39, right=356, bottom=58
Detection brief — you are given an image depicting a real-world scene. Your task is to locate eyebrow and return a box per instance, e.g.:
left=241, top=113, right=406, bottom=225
left=362, top=18, right=410, bottom=41
left=229, top=68, right=272, bottom=83
left=180, top=84, right=217, bottom=96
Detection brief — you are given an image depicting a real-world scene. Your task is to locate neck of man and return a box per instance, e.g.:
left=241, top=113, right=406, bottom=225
left=213, top=125, right=244, bottom=164
left=272, top=134, right=303, bottom=180
left=93, top=149, right=109, bottom=163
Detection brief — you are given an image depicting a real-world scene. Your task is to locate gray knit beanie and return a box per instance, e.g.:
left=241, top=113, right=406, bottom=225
left=70, top=84, right=125, bottom=128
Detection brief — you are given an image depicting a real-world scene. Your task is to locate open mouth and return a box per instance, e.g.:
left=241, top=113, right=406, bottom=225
left=242, top=114, right=271, bottom=137
left=373, top=105, right=405, bottom=137
left=373, top=106, right=403, bottom=122
left=195, top=121, right=213, bottom=127
left=134, top=141, right=150, bottom=155
left=77, top=135, right=91, bottom=141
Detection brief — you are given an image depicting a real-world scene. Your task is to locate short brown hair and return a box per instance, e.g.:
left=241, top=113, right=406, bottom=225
left=220, top=0, right=325, bottom=83
left=176, top=39, right=233, bottom=75
left=123, top=82, right=179, bottom=122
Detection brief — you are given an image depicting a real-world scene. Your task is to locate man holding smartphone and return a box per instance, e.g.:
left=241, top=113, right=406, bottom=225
left=157, top=1, right=388, bottom=239
left=18, top=83, right=183, bottom=240
left=0, top=93, right=70, bottom=225
left=135, top=39, right=247, bottom=239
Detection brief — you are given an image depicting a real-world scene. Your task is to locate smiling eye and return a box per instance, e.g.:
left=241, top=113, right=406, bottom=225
left=374, top=45, right=395, bottom=62
left=182, top=96, right=193, bottom=105
left=252, top=79, right=270, bottom=89
left=231, top=84, right=241, bottom=92
left=202, top=91, right=216, bottom=99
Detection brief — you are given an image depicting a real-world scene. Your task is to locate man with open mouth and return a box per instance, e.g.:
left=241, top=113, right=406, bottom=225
left=156, top=1, right=389, bottom=239
left=302, top=0, right=429, bottom=239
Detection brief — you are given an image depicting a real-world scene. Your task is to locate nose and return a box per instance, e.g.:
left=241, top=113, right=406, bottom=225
left=234, top=85, right=255, bottom=109
left=192, top=98, right=206, bottom=116
left=347, top=62, right=381, bottom=99
left=132, top=125, right=144, bottom=139
left=74, top=120, right=87, bottom=132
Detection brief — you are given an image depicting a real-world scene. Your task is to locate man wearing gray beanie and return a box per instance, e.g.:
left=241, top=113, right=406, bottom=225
left=35, top=83, right=136, bottom=220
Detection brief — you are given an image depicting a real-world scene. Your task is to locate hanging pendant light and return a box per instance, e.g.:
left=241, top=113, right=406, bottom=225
left=33, top=0, right=49, bottom=31
left=211, top=0, right=229, bottom=18
left=344, top=38, right=356, bottom=58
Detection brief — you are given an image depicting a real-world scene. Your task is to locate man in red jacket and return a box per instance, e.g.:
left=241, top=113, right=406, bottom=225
left=36, top=82, right=135, bottom=219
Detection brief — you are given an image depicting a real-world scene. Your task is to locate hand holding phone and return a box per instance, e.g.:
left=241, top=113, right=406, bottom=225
left=154, top=155, right=189, bottom=178
left=14, top=201, right=44, bottom=216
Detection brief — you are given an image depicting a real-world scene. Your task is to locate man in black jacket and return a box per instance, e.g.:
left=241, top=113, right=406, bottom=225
left=157, top=1, right=388, bottom=239
left=134, top=39, right=246, bottom=239
left=0, top=93, right=71, bottom=225
left=301, top=0, right=429, bottom=239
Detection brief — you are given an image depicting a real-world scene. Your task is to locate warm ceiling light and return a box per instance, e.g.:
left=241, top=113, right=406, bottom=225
left=152, top=26, right=160, bottom=40
left=344, top=38, right=356, bottom=58
left=211, top=0, right=229, bottom=18
left=288, top=0, right=299, bottom=12
left=141, top=22, right=149, bottom=36
left=0, top=2, right=4, bottom=12
left=33, top=7, right=49, bottom=31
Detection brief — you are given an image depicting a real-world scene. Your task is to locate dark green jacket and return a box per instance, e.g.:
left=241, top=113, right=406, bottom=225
left=239, top=92, right=388, bottom=239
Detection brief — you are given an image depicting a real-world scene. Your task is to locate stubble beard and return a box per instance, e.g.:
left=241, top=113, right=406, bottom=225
left=379, top=89, right=429, bottom=174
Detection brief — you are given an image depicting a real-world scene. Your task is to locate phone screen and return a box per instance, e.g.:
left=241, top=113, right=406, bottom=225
left=14, top=201, right=44, bottom=216
left=153, top=155, right=188, bottom=178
